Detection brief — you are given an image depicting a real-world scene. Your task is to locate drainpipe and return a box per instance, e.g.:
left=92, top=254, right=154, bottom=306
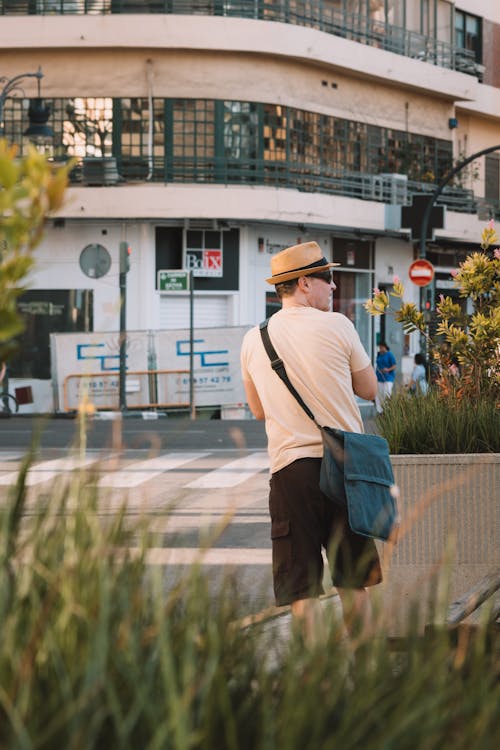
left=146, top=59, right=154, bottom=181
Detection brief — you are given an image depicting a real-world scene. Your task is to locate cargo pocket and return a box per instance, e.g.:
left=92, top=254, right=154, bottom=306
left=270, top=519, right=292, bottom=601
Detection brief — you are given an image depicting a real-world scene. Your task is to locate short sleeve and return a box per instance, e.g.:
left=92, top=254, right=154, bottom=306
left=346, top=319, right=371, bottom=373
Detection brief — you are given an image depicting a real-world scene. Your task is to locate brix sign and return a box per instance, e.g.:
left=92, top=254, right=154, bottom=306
left=186, top=249, right=223, bottom=277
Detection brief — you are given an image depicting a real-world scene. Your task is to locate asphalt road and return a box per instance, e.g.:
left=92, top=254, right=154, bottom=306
left=0, top=410, right=377, bottom=618
left=0, top=409, right=377, bottom=452
left=0, top=414, right=269, bottom=452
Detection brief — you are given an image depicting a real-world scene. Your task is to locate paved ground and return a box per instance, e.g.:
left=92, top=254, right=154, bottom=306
left=0, top=408, right=379, bottom=451
left=0, top=408, right=379, bottom=624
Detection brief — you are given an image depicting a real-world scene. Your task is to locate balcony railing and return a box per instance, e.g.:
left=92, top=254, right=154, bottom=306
left=66, top=155, right=478, bottom=214
left=0, top=1, right=481, bottom=78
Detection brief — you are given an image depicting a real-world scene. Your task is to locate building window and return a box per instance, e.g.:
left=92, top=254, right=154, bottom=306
left=1, top=96, right=453, bottom=191
left=10, top=290, right=93, bottom=380
left=63, top=97, right=114, bottom=158
left=455, top=10, right=481, bottom=63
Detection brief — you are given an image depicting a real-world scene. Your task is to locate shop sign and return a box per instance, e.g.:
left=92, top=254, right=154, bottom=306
left=158, top=270, right=190, bottom=292
left=185, top=249, right=223, bottom=277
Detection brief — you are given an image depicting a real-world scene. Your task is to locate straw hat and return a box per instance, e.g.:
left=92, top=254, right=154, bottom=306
left=266, top=241, right=339, bottom=285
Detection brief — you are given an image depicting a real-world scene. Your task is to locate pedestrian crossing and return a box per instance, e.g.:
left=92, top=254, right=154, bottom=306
left=0, top=450, right=270, bottom=490
left=186, top=453, right=270, bottom=489
left=98, top=452, right=207, bottom=489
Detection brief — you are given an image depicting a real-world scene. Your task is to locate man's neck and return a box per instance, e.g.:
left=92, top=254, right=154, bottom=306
left=281, top=293, right=310, bottom=310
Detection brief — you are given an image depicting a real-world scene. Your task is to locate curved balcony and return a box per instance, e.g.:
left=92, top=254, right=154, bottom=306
left=67, top=157, right=476, bottom=214
left=0, top=0, right=480, bottom=78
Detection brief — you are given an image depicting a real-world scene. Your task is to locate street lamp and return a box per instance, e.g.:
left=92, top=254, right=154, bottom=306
left=0, top=66, right=54, bottom=143
left=419, top=143, right=500, bottom=260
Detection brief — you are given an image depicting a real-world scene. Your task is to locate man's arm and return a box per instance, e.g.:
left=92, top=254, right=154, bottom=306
left=352, top=364, right=378, bottom=401
left=243, top=377, right=265, bottom=420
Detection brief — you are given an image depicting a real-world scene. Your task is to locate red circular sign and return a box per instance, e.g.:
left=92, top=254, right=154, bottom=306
left=408, top=259, right=435, bottom=287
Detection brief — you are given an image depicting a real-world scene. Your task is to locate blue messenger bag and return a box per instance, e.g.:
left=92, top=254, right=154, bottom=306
left=259, top=321, right=398, bottom=542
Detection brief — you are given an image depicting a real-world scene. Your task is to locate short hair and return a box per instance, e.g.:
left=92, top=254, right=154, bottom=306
left=414, top=353, right=426, bottom=365
left=275, top=278, right=299, bottom=299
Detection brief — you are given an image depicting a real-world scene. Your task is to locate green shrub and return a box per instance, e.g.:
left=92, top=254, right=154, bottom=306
left=376, top=388, right=500, bottom=454
left=0, top=140, right=73, bottom=361
left=0, top=455, right=498, bottom=749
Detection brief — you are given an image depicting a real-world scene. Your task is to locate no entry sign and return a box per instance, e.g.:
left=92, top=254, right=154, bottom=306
left=408, top=259, right=435, bottom=287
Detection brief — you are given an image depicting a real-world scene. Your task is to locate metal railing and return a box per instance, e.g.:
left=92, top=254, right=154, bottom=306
left=0, top=1, right=481, bottom=78
left=63, top=369, right=190, bottom=412
left=67, top=155, right=479, bottom=213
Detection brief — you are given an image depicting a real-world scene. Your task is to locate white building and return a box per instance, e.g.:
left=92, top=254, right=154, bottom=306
left=1, top=1, right=499, bottom=412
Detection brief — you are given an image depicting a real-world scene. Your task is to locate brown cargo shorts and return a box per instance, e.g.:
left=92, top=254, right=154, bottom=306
left=269, top=457, right=382, bottom=607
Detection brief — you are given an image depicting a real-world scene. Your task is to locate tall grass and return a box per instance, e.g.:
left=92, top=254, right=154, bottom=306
left=0, top=454, right=498, bottom=748
left=376, top=389, right=500, bottom=454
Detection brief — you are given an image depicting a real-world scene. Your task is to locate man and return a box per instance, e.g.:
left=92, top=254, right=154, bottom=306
left=375, top=341, right=397, bottom=414
left=240, top=241, right=381, bottom=641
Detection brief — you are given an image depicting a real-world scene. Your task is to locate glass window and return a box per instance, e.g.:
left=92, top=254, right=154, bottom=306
left=63, top=97, right=114, bottom=157
left=333, top=271, right=373, bottom=357
left=455, top=9, right=481, bottom=62
left=10, top=290, right=93, bottom=380
left=223, top=101, right=258, bottom=161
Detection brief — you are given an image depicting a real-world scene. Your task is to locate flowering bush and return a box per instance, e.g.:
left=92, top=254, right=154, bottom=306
left=365, top=222, right=500, bottom=402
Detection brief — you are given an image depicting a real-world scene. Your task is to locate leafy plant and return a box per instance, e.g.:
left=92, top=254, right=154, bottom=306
left=365, top=222, right=500, bottom=404
left=0, top=139, right=73, bottom=361
left=375, top=387, right=499, bottom=454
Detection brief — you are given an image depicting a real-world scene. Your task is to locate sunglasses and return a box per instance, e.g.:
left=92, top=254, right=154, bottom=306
left=307, top=270, right=334, bottom=284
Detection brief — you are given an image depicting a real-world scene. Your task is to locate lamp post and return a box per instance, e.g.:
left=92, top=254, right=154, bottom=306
left=0, top=66, right=53, bottom=142
left=416, top=143, right=500, bottom=355
left=419, top=143, right=500, bottom=261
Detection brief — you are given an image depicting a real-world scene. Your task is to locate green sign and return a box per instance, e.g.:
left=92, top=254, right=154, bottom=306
left=158, top=270, right=190, bottom=292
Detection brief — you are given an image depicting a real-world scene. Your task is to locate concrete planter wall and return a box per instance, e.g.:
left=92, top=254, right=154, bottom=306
left=378, top=453, right=499, bottom=632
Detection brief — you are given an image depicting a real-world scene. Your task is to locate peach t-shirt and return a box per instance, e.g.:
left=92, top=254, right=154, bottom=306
left=241, top=307, right=370, bottom=473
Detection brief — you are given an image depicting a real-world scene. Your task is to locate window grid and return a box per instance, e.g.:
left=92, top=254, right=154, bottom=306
left=170, top=99, right=215, bottom=181
left=1, top=95, right=454, bottom=202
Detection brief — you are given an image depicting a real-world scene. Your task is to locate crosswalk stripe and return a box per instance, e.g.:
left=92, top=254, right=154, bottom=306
left=0, top=453, right=24, bottom=463
left=147, top=514, right=269, bottom=531
left=185, top=453, right=269, bottom=489
left=98, top=452, right=208, bottom=488
left=0, top=456, right=98, bottom=487
left=141, top=547, right=272, bottom=566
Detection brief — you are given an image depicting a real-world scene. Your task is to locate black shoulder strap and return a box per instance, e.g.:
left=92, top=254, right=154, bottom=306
left=259, top=320, right=317, bottom=424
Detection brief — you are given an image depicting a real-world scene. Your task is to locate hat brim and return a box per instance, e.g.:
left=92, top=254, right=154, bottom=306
left=266, top=260, right=340, bottom=285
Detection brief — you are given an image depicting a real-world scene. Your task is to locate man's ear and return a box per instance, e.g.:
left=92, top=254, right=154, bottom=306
left=297, top=275, right=309, bottom=291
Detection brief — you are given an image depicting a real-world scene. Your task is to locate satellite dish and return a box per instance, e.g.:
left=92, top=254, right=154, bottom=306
left=79, top=243, right=111, bottom=279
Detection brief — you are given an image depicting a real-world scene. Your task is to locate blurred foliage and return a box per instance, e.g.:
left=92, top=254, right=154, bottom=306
left=0, top=454, right=498, bottom=748
left=0, top=139, right=73, bottom=362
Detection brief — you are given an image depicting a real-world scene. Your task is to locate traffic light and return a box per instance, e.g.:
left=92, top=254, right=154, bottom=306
left=119, top=241, right=131, bottom=274
left=424, top=287, right=434, bottom=311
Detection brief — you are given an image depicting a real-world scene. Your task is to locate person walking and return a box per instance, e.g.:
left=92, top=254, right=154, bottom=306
left=240, top=241, right=381, bottom=643
left=375, top=341, right=396, bottom=414
left=407, top=352, right=429, bottom=396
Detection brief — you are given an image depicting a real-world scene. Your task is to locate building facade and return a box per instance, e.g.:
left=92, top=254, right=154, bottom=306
left=1, top=1, right=499, bottom=412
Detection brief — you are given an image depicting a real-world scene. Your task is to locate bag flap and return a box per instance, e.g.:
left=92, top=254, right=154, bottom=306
left=342, top=432, right=394, bottom=485
left=344, top=481, right=397, bottom=541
